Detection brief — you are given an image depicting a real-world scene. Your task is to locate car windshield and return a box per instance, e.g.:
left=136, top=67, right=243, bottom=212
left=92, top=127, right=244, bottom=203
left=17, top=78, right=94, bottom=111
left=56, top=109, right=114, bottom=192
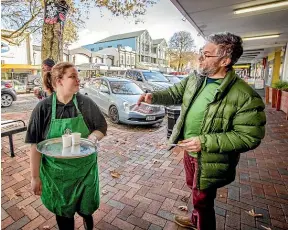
left=110, top=81, right=144, bottom=95
left=167, top=76, right=181, bottom=83
left=142, top=71, right=169, bottom=82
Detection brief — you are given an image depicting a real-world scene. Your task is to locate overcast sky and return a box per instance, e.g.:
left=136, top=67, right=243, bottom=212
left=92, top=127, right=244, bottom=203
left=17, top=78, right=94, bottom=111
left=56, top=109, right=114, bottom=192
left=70, top=0, right=205, bottom=49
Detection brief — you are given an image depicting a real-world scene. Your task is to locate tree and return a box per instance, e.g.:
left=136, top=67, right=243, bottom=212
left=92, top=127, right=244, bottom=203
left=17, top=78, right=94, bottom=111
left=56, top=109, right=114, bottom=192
left=1, top=0, right=159, bottom=63
left=169, top=31, right=195, bottom=71
left=169, top=51, right=198, bottom=72
left=1, top=0, right=83, bottom=60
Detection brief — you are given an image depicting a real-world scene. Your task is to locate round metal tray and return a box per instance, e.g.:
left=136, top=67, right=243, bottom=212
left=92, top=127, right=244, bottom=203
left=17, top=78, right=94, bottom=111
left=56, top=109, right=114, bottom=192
left=37, top=137, right=97, bottom=159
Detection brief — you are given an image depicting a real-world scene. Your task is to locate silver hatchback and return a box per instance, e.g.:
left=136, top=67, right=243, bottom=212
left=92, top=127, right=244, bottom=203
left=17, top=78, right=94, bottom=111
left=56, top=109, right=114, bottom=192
left=81, top=77, right=165, bottom=125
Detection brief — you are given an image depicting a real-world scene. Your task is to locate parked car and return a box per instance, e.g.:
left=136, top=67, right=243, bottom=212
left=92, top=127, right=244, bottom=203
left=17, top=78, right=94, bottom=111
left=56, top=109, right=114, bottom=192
left=124, top=69, right=173, bottom=92
left=1, top=80, right=13, bottom=89
left=26, top=74, right=42, bottom=93
left=1, top=81, right=17, bottom=107
left=81, top=77, right=166, bottom=125
left=163, top=74, right=181, bottom=84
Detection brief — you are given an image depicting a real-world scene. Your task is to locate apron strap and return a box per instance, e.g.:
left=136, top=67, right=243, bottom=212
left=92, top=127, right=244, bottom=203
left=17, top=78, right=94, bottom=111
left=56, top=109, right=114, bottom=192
left=52, top=92, right=57, bottom=120
left=52, top=93, right=81, bottom=120
left=72, top=94, right=81, bottom=115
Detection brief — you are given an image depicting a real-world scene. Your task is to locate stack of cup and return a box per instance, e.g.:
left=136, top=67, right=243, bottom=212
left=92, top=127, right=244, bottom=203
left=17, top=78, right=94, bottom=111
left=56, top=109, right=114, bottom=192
left=62, top=133, right=81, bottom=156
left=62, top=134, right=72, bottom=148
left=71, top=145, right=81, bottom=155
left=71, top=132, right=81, bottom=145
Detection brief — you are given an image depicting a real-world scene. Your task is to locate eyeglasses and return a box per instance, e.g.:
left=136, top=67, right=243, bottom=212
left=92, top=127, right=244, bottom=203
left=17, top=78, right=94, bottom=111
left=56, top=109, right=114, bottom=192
left=199, top=49, right=220, bottom=60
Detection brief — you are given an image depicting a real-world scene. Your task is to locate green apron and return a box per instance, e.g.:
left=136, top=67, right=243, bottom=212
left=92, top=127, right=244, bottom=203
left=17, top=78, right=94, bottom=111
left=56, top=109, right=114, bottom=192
left=40, top=93, right=100, bottom=217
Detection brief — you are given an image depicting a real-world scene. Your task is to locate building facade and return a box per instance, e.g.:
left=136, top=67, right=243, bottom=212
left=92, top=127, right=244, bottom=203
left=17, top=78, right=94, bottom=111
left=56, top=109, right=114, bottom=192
left=67, top=46, right=136, bottom=69
left=1, top=32, right=41, bottom=84
left=83, top=30, right=169, bottom=69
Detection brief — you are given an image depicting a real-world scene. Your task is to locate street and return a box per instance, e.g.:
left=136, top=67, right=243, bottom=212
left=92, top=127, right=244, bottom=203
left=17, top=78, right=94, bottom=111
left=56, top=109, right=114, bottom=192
left=1, top=94, right=39, bottom=114
left=1, top=93, right=166, bottom=133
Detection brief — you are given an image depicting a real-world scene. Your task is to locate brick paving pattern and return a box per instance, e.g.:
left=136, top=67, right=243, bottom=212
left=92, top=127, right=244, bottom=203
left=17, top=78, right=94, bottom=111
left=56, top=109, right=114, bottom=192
left=1, top=105, right=288, bottom=230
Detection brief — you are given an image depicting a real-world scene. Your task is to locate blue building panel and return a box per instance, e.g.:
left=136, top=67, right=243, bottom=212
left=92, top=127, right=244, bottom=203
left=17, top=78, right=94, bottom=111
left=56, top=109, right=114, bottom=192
left=83, top=38, right=137, bottom=51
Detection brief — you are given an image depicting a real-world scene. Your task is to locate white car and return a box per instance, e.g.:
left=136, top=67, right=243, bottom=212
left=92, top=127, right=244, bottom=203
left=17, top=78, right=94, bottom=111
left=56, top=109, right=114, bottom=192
left=81, top=77, right=166, bottom=125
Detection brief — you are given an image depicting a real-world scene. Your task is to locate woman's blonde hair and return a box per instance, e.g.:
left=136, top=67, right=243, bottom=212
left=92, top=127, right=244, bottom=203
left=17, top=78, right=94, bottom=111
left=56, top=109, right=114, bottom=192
left=50, top=62, right=75, bottom=88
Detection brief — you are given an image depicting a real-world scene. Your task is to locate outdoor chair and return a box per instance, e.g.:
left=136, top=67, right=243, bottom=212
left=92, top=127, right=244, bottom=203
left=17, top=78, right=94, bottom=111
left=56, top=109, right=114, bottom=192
left=1, top=120, right=27, bottom=157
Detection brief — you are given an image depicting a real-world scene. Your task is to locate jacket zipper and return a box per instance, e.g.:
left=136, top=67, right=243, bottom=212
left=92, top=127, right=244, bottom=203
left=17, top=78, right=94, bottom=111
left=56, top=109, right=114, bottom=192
left=197, top=89, right=220, bottom=191
left=172, top=78, right=204, bottom=143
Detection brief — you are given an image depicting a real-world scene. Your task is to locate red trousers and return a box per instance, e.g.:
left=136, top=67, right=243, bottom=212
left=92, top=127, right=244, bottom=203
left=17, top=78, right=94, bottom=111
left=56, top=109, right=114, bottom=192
left=183, top=151, right=217, bottom=230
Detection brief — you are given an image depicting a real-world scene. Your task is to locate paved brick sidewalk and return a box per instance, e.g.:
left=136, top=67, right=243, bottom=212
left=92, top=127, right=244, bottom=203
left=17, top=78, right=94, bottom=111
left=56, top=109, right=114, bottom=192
left=1, top=105, right=288, bottom=230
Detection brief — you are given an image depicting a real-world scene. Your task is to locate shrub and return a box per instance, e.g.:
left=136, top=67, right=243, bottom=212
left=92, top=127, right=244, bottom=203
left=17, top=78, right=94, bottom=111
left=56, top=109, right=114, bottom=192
left=273, top=81, right=288, bottom=92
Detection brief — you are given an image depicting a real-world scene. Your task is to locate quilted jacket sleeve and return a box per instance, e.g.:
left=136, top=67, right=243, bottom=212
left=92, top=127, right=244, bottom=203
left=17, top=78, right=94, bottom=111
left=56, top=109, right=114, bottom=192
left=199, top=96, right=266, bottom=154
left=151, top=77, right=189, bottom=105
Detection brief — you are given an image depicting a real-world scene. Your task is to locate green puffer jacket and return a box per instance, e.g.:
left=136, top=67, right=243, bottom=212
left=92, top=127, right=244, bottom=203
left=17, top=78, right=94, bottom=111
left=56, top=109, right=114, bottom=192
left=152, top=71, right=266, bottom=190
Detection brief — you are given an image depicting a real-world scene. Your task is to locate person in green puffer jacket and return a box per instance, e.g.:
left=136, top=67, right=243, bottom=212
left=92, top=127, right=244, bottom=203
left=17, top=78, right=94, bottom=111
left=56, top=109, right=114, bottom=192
left=137, top=32, right=266, bottom=230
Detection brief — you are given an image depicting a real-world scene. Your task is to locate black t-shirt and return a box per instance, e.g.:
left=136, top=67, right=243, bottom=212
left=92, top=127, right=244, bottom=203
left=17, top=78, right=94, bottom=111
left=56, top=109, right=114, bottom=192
left=25, top=92, right=107, bottom=144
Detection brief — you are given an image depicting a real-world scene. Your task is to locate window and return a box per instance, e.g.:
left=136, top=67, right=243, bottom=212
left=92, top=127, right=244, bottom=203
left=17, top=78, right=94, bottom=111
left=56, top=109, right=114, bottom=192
left=110, top=82, right=143, bottom=95
left=100, top=80, right=109, bottom=92
left=91, top=48, right=94, bottom=51
left=131, top=56, right=134, bottom=65
left=142, top=71, right=169, bottom=82
left=133, top=71, right=142, bottom=81
left=120, top=55, right=124, bottom=65
left=99, top=47, right=103, bottom=50
left=126, top=70, right=133, bottom=79
left=92, top=80, right=101, bottom=90
left=108, top=46, right=112, bottom=48
left=127, top=56, right=130, bottom=65
left=117, top=44, right=122, bottom=48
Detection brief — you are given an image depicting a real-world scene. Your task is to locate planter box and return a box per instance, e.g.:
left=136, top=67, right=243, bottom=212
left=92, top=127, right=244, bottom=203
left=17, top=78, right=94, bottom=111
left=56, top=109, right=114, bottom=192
left=276, top=90, right=281, bottom=111
left=280, top=91, right=288, bottom=120
left=271, top=88, right=277, bottom=108
left=269, top=87, right=273, bottom=103
left=265, top=86, right=270, bottom=104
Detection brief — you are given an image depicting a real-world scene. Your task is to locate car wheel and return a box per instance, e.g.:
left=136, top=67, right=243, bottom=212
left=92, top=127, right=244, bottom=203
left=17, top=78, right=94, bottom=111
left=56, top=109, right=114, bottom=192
left=33, top=77, right=42, bottom=86
left=1, top=93, right=13, bottom=107
left=109, top=105, right=119, bottom=124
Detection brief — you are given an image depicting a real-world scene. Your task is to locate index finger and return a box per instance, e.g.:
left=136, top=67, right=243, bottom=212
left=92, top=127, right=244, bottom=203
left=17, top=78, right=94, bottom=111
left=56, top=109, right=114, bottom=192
left=137, top=94, right=145, bottom=106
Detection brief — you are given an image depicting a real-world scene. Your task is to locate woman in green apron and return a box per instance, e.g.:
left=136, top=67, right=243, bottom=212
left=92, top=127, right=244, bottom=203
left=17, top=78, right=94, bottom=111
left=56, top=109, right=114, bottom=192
left=25, top=62, right=107, bottom=230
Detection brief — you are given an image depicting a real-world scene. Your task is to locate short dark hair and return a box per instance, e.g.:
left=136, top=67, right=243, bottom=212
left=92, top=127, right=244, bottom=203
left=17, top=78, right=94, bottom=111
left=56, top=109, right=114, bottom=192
left=42, top=58, right=55, bottom=68
left=206, top=32, right=243, bottom=69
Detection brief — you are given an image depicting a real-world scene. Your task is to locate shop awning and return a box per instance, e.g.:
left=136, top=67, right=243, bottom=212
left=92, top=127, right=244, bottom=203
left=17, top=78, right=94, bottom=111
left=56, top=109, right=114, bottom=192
left=233, top=65, right=251, bottom=69
left=1, top=64, right=41, bottom=70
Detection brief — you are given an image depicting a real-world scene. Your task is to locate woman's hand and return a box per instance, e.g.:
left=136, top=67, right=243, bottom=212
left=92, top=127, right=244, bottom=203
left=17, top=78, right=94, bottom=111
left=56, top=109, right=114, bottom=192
left=31, top=177, right=42, bottom=196
left=88, top=131, right=104, bottom=142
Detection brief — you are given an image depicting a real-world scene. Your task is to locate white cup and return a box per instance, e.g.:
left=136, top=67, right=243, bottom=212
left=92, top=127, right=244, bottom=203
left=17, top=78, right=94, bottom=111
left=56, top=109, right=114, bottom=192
left=71, top=132, right=81, bottom=145
left=71, top=144, right=81, bottom=155
left=62, top=146, right=71, bottom=156
left=62, top=134, right=72, bottom=148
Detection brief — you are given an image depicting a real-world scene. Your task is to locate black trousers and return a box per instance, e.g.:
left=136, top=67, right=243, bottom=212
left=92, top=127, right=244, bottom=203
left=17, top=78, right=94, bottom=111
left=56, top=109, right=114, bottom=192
left=56, top=212, right=93, bottom=230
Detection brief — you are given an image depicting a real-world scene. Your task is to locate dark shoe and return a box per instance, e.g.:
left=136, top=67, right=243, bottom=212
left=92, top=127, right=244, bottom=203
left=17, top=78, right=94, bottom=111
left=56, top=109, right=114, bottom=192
left=82, top=216, right=93, bottom=230
left=174, top=215, right=197, bottom=229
